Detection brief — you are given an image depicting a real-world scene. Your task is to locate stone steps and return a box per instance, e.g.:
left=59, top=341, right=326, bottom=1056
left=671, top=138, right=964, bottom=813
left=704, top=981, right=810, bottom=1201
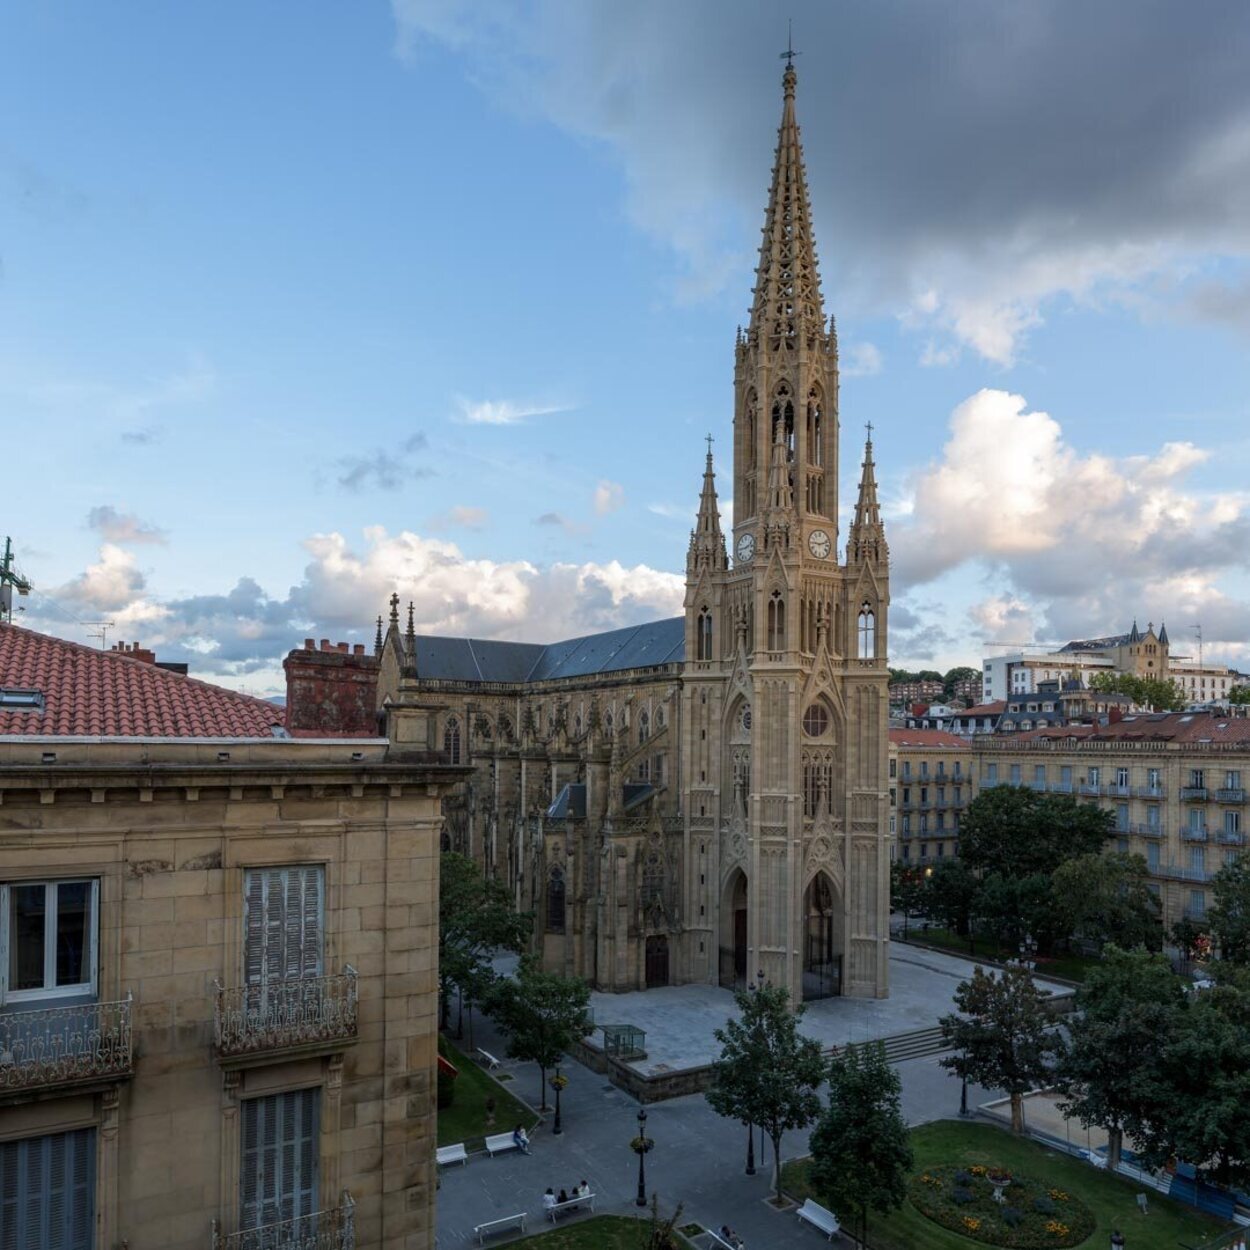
left=830, top=1024, right=949, bottom=1066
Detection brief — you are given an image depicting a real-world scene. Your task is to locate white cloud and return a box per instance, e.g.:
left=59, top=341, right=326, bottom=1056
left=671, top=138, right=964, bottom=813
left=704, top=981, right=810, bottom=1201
left=454, top=397, right=568, bottom=425
left=86, top=506, right=167, bottom=545
left=56, top=544, right=148, bottom=612
left=429, top=505, right=489, bottom=531
left=647, top=501, right=693, bottom=520
left=534, top=512, right=588, bottom=537
left=594, top=479, right=625, bottom=515
left=842, top=342, right=883, bottom=377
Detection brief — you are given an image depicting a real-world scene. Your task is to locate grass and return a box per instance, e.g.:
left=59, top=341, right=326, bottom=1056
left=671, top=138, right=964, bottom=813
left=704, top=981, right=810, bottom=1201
left=899, top=925, right=1097, bottom=983
left=507, top=1214, right=694, bottom=1247
left=780, top=1120, right=1231, bottom=1250
left=436, top=1033, right=538, bottom=1149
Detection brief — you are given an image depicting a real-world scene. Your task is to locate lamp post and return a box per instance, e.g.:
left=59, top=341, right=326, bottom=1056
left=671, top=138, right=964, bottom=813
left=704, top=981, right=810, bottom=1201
left=632, top=1108, right=653, bottom=1208
left=550, top=1065, right=567, bottom=1136
left=1018, top=932, right=1037, bottom=972
left=959, top=1075, right=969, bottom=1117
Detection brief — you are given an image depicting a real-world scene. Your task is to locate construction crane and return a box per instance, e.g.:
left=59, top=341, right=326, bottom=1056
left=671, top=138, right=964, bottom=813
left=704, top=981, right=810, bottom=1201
left=0, top=536, right=32, bottom=624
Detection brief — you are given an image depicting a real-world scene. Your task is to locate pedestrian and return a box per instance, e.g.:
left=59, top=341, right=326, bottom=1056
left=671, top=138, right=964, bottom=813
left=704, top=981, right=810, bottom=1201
left=542, top=1188, right=556, bottom=1211
left=557, top=1188, right=569, bottom=1205
left=1111, top=1232, right=1125, bottom=1250
left=512, top=1123, right=531, bottom=1155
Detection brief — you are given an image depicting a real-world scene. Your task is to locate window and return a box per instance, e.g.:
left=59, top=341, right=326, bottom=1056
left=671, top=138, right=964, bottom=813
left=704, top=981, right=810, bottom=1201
left=1116, top=767, right=1129, bottom=788
left=1147, top=842, right=1160, bottom=870
left=919, top=815, right=929, bottom=834
left=638, top=710, right=650, bottom=745
left=1088, top=767, right=1101, bottom=786
left=1147, top=767, right=1160, bottom=791
left=1009, top=764, right=1021, bottom=785
left=767, top=593, right=786, bottom=650
left=1033, top=765, right=1046, bottom=787
left=857, top=604, right=875, bottom=659
left=1, top=880, right=98, bottom=1003
left=1190, top=846, right=1206, bottom=872
left=1188, top=809, right=1206, bottom=833
left=1190, top=768, right=1205, bottom=788
left=0, top=1128, right=95, bottom=1249
left=1117, top=837, right=1129, bottom=854
left=985, top=763, right=998, bottom=784
left=937, top=812, right=946, bottom=831
left=443, top=715, right=462, bottom=764
left=920, top=787, right=929, bottom=804
left=902, top=815, right=911, bottom=835
left=547, top=867, right=566, bottom=933
left=1189, top=889, right=1206, bottom=918
left=902, top=844, right=910, bottom=861
left=1227, top=770, right=1242, bottom=789
left=920, top=762, right=930, bottom=780
left=889, top=758, right=897, bottom=779
left=1061, top=765, right=1073, bottom=787
left=697, top=608, right=713, bottom=661
left=241, top=1089, right=319, bottom=1231
left=802, top=704, right=829, bottom=737
left=1116, top=804, right=1129, bottom=832
left=954, top=762, right=962, bottom=779
left=902, top=788, right=911, bottom=805
left=1226, top=811, right=1241, bottom=835
left=1147, top=805, right=1161, bottom=830
left=243, top=866, right=323, bottom=990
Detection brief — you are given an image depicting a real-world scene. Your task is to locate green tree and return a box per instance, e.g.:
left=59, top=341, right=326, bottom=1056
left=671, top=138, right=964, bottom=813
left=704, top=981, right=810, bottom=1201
left=1229, top=685, right=1250, bottom=706
left=1051, top=852, right=1164, bottom=953
left=975, top=871, right=1058, bottom=954
left=1089, top=671, right=1185, bottom=711
left=1171, top=915, right=1210, bottom=971
left=925, top=858, right=980, bottom=940
left=942, top=665, right=980, bottom=701
left=1208, top=857, right=1250, bottom=964
left=958, top=787, right=1113, bottom=879
left=1057, top=946, right=1186, bottom=1169
left=940, top=964, right=1063, bottom=1133
left=707, top=983, right=825, bottom=1204
left=808, top=1043, right=914, bottom=1246
left=438, top=852, right=532, bottom=1033
left=487, top=954, right=592, bottom=1110
left=890, top=861, right=928, bottom=939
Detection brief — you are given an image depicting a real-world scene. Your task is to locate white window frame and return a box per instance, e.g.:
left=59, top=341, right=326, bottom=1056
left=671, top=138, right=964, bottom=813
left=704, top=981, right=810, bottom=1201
left=0, top=879, right=99, bottom=1005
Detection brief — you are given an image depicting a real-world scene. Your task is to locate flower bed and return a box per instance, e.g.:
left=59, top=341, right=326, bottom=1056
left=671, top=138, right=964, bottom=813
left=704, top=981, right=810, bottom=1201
left=908, top=1164, right=1095, bottom=1248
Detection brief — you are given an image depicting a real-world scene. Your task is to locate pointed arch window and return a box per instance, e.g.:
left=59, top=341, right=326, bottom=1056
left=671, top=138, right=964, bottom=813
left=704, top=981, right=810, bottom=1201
left=771, top=384, right=795, bottom=462
left=638, top=709, right=650, bottom=746
left=443, top=715, right=462, bottom=764
left=857, top=603, right=876, bottom=660
left=807, top=387, right=823, bottom=467
left=767, top=592, right=786, bottom=651
left=697, top=607, right=713, bottom=661
left=547, top=866, right=566, bottom=934
left=745, top=391, right=757, bottom=471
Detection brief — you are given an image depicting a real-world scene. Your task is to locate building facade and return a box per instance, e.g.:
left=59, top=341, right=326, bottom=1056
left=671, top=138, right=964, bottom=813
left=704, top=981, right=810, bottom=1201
left=0, top=624, right=454, bottom=1250
left=373, top=64, right=893, bottom=1005
left=888, top=730, right=971, bottom=866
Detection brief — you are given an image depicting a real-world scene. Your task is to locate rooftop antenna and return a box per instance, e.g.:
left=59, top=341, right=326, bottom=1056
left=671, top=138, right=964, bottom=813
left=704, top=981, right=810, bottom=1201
left=0, top=536, right=33, bottom=624
left=1191, top=623, right=1203, bottom=670
left=85, top=621, right=116, bottom=650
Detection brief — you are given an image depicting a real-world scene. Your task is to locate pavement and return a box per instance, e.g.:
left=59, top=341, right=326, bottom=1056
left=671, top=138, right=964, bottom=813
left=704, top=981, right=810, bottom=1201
left=435, top=1005, right=1007, bottom=1248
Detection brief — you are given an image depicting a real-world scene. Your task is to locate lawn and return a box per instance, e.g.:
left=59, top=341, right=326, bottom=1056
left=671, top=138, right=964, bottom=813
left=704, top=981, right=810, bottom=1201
left=780, top=1120, right=1231, bottom=1250
left=899, top=925, right=1096, bottom=983
left=437, top=1033, right=538, bottom=1149
left=508, top=1214, right=693, bottom=1247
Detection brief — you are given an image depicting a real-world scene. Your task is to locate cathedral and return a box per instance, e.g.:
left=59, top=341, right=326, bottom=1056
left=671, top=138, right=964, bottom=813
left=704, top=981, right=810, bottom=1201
left=374, top=63, right=891, bottom=1002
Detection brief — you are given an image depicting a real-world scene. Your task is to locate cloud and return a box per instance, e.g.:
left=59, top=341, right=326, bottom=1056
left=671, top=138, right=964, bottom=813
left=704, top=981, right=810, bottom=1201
left=647, top=501, right=693, bottom=520
left=428, top=505, right=489, bottom=531
left=392, top=4, right=1250, bottom=363
left=335, top=433, right=430, bottom=492
left=594, top=479, right=625, bottom=515
left=842, top=342, right=883, bottom=377
left=120, top=427, right=160, bottom=445
left=86, top=506, right=167, bottom=545
left=535, top=511, right=587, bottom=537
left=454, top=397, right=568, bottom=425
left=56, top=544, right=147, bottom=612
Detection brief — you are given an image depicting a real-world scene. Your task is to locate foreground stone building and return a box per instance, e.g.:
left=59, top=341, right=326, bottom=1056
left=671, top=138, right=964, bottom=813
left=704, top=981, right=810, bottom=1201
left=0, top=623, right=455, bottom=1250
left=369, top=64, right=892, bottom=1004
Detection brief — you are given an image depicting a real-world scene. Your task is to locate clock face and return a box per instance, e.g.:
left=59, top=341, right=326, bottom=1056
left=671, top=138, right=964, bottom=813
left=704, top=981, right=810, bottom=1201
left=808, top=529, right=831, bottom=559
left=736, top=532, right=756, bottom=563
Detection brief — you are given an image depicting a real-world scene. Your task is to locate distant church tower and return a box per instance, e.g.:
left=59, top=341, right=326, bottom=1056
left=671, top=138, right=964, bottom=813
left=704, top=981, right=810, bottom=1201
left=681, top=60, right=891, bottom=1001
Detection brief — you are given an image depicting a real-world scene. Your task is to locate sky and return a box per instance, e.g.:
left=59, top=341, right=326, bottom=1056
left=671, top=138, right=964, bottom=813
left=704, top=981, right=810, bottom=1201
left=3, top=1, right=1250, bottom=695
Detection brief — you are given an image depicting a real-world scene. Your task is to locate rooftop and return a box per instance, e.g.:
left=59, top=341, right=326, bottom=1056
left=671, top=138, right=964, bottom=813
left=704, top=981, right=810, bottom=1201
left=0, top=623, right=288, bottom=739
left=1022, top=711, right=1250, bottom=746
left=889, top=728, right=969, bottom=749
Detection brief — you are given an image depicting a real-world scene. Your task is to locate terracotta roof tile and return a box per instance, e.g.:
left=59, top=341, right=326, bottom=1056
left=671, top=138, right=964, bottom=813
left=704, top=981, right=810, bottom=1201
left=0, top=624, right=286, bottom=739
left=889, top=728, right=970, bottom=749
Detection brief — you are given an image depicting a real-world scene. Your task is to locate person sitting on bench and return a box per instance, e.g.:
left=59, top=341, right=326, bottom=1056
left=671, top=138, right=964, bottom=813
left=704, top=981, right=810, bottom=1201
left=720, top=1226, right=746, bottom=1248
left=542, top=1189, right=556, bottom=1211
left=512, top=1125, right=531, bottom=1154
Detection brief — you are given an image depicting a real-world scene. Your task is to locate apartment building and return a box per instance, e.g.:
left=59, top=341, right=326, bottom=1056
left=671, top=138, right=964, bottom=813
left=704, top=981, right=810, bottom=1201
left=0, top=623, right=457, bottom=1250
left=972, top=711, right=1250, bottom=929
left=889, top=729, right=972, bottom=865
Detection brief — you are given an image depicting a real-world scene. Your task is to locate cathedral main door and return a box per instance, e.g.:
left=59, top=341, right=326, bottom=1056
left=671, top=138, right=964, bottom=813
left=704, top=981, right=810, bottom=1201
left=720, top=869, right=749, bottom=989
left=645, top=935, right=669, bottom=988
left=802, top=873, right=842, bottom=1000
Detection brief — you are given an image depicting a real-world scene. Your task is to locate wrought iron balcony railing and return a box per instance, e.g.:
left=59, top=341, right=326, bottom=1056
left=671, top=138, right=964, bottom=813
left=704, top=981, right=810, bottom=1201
left=1134, top=785, right=1166, bottom=798
left=1129, top=822, right=1166, bottom=838
left=1181, top=828, right=1209, bottom=843
left=1216, top=788, right=1246, bottom=803
left=214, top=969, right=358, bottom=1061
left=0, top=994, right=134, bottom=1094
left=212, top=1193, right=355, bottom=1250
left=1181, top=786, right=1209, bottom=801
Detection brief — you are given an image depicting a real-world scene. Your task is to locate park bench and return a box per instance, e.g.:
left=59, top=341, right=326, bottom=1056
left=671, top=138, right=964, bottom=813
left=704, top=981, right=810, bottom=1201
left=473, top=1212, right=526, bottom=1244
left=706, top=1227, right=743, bottom=1249
left=484, top=1132, right=521, bottom=1157
left=796, top=1198, right=841, bottom=1240
left=436, top=1143, right=467, bottom=1167
left=476, top=1047, right=501, bottom=1070
left=547, top=1192, right=596, bottom=1222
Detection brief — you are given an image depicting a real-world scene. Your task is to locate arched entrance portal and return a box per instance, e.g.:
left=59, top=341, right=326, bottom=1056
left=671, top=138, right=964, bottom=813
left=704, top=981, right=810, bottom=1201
left=719, top=869, right=748, bottom=989
left=645, top=935, right=669, bottom=988
left=802, top=872, right=843, bottom=1000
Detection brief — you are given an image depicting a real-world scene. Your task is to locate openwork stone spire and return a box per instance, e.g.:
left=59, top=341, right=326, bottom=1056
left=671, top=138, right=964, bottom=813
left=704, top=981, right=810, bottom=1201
left=688, top=441, right=727, bottom=572
left=848, top=427, right=887, bottom=565
left=749, top=64, right=828, bottom=354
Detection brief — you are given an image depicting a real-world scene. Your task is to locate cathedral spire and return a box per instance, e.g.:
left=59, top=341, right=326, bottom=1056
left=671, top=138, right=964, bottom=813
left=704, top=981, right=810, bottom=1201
left=688, top=437, right=727, bottom=572
left=848, top=425, right=886, bottom=565
left=748, top=62, right=828, bottom=354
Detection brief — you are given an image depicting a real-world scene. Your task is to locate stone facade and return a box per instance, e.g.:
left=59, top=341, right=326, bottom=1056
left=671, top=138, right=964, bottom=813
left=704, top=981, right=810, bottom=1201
left=376, top=65, right=892, bottom=1006
left=0, top=727, right=457, bottom=1249
left=889, top=729, right=971, bottom=866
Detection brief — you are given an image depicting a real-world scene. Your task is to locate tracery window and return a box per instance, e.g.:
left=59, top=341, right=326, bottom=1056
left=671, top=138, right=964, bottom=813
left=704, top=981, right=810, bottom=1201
left=638, top=710, right=650, bottom=745
left=807, top=387, right=823, bottom=467
left=546, top=867, right=566, bottom=934
left=857, top=603, right=876, bottom=660
left=767, top=592, right=786, bottom=651
left=697, top=608, right=713, bottom=661
left=771, top=383, right=795, bottom=461
left=443, top=715, right=462, bottom=765
left=802, top=703, right=829, bottom=737
left=642, top=852, right=664, bottom=906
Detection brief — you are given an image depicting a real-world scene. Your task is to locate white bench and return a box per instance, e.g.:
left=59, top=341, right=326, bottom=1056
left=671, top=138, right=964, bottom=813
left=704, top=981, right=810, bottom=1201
left=706, top=1228, right=743, bottom=1249
left=796, top=1198, right=840, bottom=1240
left=484, top=1132, right=521, bottom=1157
left=548, top=1192, right=596, bottom=1222
left=473, top=1212, right=526, bottom=1244
left=436, top=1143, right=467, bottom=1167
left=477, top=1047, right=501, bottom=1070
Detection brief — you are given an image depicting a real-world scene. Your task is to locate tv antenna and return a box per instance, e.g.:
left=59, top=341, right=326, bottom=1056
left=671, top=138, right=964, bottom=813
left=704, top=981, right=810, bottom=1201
left=1, top=536, right=33, bottom=624
left=85, top=621, right=116, bottom=650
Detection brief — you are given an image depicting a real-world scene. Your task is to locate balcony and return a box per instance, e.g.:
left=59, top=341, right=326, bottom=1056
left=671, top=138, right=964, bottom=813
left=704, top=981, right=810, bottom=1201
left=1217, top=788, right=1246, bottom=803
left=1078, top=783, right=1102, bottom=796
left=1153, top=863, right=1214, bottom=883
left=214, top=969, right=358, bottom=1063
left=1181, top=787, right=1209, bottom=801
left=1181, top=828, right=1209, bottom=843
left=212, top=1193, right=355, bottom=1250
left=1218, top=830, right=1245, bottom=846
left=1130, top=822, right=1166, bottom=838
left=1049, top=782, right=1074, bottom=794
left=0, top=995, right=134, bottom=1096
left=1106, top=784, right=1132, bottom=798
left=1134, top=785, right=1166, bottom=798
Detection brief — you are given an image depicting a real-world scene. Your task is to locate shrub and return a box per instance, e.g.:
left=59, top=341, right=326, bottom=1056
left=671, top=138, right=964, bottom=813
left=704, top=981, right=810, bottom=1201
left=1002, top=1207, right=1023, bottom=1228
left=955, top=1169, right=973, bottom=1185
left=1033, top=1196, right=1056, bottom=1215
left=952, top=1187, right=975, bottom=1206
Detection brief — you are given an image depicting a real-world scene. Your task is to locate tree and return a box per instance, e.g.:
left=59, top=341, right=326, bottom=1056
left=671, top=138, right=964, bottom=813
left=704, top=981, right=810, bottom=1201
left=975, top=871, right=1058, bottom=954
left=487, top=955, right=592, bottom=1110
left=707, top=983, right=825, bottom=1204
left=942, top=665, right=980, bottom=701
left=439, top=852, right=532, bottom=1033
left=1051, top=852, right=1164, bottom=953
left=1089, top=671, right=1185, bottom=711
left=940, top=964, right=1063, bottom=1133
left=925, top=858, right=980, bottom=940
left=1057, top=946, right=1186, bottom=1170
left=808, top=1043, right=913, bottom=1246
left=1229, top=685, right=1250, bottom=706
left=1208, top=858, right=1250, bottom=964
left=890, top=861, right=928, bottom=939
left=958, top=787, right=1113, bottom=880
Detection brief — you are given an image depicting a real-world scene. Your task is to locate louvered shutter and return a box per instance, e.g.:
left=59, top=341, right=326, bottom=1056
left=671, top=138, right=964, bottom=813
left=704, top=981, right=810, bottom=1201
left=0, top=1129, right=94, bottom=1250
left=244, top=866, right=323, bottom=990
left=241, top=1090, right=319, bottom=1230
left=243, top=869, right=266, bottom=988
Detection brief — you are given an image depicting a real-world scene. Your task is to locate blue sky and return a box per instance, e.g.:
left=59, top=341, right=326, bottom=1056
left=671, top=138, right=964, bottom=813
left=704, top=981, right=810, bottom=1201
left=4, top=2, right=1250, bottom=693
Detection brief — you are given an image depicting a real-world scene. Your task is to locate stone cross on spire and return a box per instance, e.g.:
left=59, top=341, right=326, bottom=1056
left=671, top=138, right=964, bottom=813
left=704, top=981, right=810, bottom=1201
left=688, top=442, right=726, bottom=573
left=848, top=427, right=887, bottom=566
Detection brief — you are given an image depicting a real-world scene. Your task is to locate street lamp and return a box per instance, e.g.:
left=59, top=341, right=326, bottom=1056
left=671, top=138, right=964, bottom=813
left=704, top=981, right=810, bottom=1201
left=550, top=1064, right=567, bottom=1136
left=632, top=1107, right=654, bottom=1208
left=1018, top=932, right=1037, bottom=972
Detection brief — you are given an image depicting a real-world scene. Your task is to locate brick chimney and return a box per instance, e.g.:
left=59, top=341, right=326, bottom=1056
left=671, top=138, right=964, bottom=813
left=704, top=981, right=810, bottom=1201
left=283, top=639, right=381, bottom=737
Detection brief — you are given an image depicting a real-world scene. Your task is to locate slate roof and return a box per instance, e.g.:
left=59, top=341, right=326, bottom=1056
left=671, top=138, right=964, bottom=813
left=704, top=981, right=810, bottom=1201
left=1058, top=632, right=1134, bottom=653
left=413, top=617, right=685, bottom=684
left=0, top=623, right=288, bottom=738
left=1022, top=712, right=1250, bottom=745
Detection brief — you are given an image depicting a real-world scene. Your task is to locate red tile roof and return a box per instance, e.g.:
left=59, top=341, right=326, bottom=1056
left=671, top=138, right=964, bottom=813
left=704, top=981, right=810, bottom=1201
left=0, top=624, right=287, bottom=739
left=1022, top=711, right=1250, bottom=745
left=890, top=728, right=970, bottom=749
left=956, top=701, right=1007, bottom=716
